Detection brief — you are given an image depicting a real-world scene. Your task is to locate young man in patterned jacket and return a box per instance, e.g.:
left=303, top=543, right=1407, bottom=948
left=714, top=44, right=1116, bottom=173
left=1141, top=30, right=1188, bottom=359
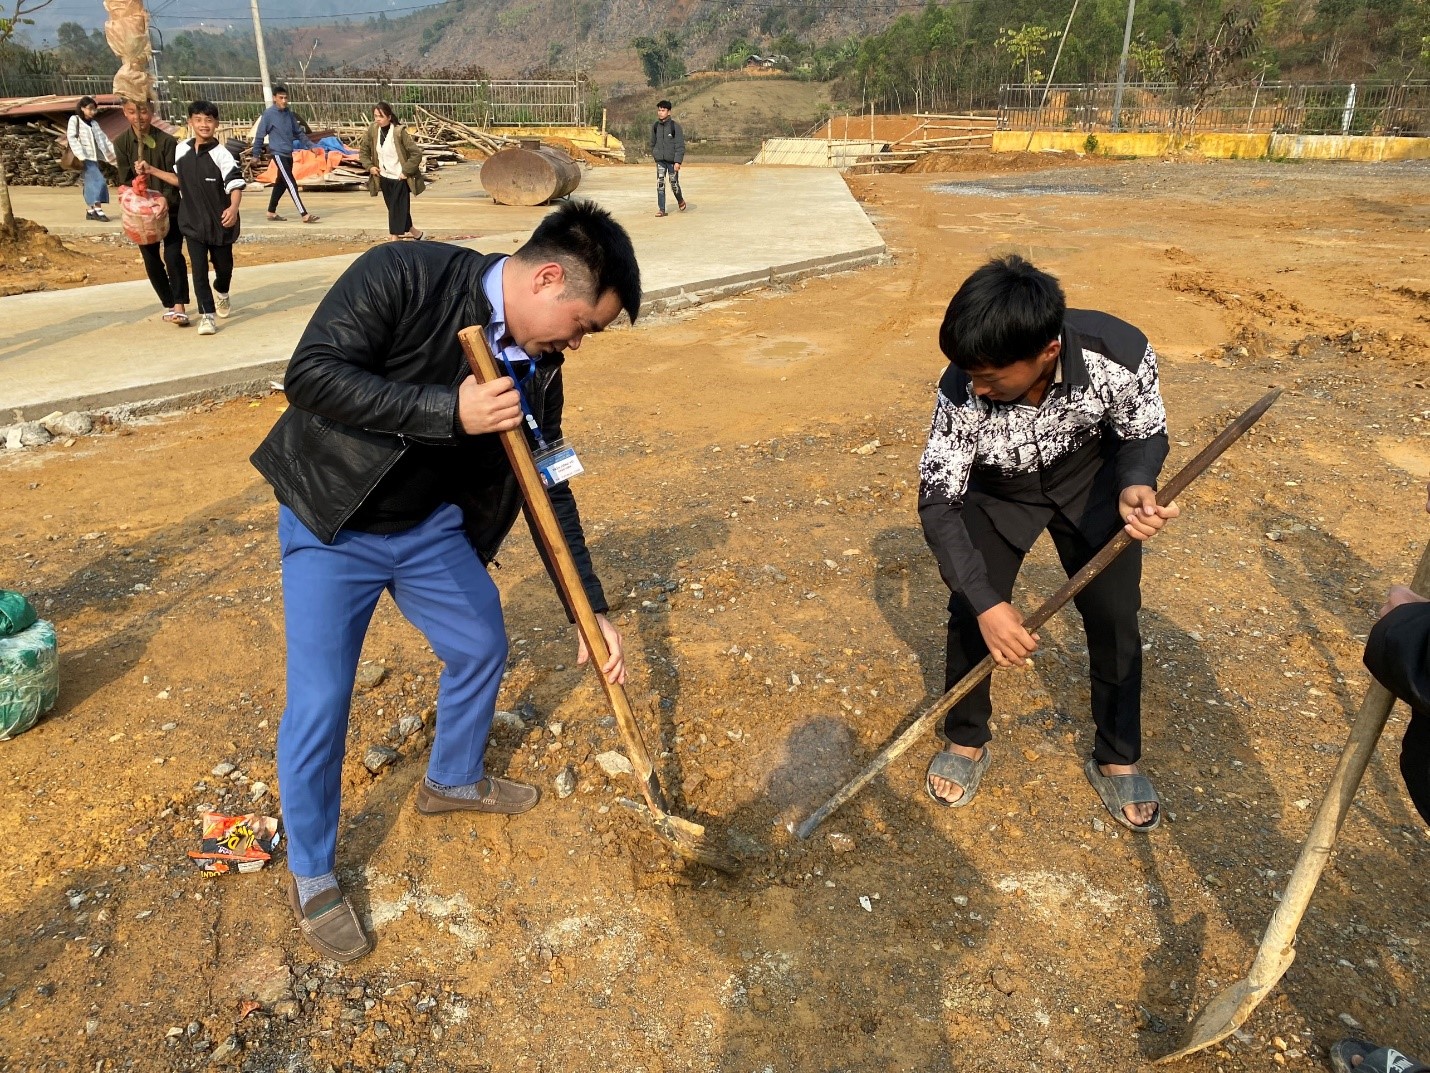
left=918, top=254, right=1179, bottom=830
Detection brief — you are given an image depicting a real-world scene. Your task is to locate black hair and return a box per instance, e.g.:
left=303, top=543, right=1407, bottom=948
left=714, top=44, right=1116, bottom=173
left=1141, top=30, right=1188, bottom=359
left=514, top=199, right=642, bottom=324
left=273, top=84, right=289, bottom=96
left=76, top=95, right=97, bottom=113
left=374, top=101, right=398, bottom=123
left=657, top=99, right=672, bottom=110
left=187, top=99, right=220, bottom=120
left=938, top=254, right=1066, bottom=370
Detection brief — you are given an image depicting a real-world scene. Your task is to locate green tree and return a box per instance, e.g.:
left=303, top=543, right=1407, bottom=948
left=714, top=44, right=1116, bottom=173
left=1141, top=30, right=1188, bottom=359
left=1, top=0, right=56, bottom=238
left=54, top=21, right=109, bottom=70
left=1130, top=36, right=1170, bottom=80
left=632, top=31, right=684, bottom=87
left=998, top=23, right=1058, bottom=84
left=716, top=37, right=754, bottom=71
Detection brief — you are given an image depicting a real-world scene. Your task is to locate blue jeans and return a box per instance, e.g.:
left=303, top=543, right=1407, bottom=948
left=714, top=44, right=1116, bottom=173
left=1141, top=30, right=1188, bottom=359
left=275, top=502, right=508, bottom=875
left=656, top=161, right=682, bottom=212
left=81, top=161, right=108, bottom=206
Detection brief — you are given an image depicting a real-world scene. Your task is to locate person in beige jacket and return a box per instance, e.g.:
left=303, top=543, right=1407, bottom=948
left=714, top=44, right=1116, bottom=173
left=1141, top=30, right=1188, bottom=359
left=358, top=102, right=426, bottom=241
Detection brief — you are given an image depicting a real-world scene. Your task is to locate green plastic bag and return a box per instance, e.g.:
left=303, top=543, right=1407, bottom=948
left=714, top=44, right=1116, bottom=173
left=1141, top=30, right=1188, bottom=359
left=0, top=619, right=58, bottom=740
left=0, top=591, right=37, bottom=638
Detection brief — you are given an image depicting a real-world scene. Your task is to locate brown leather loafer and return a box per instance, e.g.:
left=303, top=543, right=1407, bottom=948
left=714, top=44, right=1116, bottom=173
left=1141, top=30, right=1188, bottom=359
left=287, top=875, right=372, bottom=963
left=415, top=776, right=540, bottom=816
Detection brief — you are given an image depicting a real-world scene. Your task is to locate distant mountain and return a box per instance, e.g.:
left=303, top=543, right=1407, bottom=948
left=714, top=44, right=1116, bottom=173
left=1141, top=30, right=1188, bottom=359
left=17, top=0, right=454, bottom=48
left=298, top=0, right=913, bottom=82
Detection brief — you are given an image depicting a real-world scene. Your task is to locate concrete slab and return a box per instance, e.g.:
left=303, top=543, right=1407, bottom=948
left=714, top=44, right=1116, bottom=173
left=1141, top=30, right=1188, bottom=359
left=2, top=164, right=885, bottom=419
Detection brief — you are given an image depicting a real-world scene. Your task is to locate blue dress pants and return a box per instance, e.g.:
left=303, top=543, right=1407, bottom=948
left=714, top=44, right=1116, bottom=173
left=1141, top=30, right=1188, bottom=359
left=276, top=502, right=508, bottom=876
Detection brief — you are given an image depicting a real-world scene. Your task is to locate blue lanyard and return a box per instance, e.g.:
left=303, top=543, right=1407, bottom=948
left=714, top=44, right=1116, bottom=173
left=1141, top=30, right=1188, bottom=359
left=495, top=345, right=547, bottom=450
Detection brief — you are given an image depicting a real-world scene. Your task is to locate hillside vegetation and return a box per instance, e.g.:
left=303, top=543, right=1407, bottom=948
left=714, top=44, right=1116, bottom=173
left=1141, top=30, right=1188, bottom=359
left=3, top=0, right=1424, bottom=125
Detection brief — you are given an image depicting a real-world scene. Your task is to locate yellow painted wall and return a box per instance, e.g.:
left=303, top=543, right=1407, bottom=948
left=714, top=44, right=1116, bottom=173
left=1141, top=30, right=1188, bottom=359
left=991, top=129, right=1430, bottom=161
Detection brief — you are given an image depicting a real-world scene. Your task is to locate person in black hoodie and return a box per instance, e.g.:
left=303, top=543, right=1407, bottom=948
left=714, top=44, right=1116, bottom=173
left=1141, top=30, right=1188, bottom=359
left=143, top=99, right=245, bottom=336
left=918, top=255, right=1179, bottom=830
left=250, top=199, right=641, bottom=963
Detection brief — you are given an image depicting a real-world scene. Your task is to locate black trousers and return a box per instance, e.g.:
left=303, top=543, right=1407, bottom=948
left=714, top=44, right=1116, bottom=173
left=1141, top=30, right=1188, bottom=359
left=139, top=226, right=189, bottom=308
left=267, top=154, right=308, bottom=216
left=943, top=504, right=1144, bottom=766
left=379, top=176, right=412, bottom=236
left=186, top=238, right=234, bottom=315
left=1403, top=709, right=1430, bottom=826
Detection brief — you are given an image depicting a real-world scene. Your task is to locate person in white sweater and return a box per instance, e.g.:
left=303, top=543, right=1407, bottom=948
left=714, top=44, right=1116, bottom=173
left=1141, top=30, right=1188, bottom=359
left=67, top=96, right=117, bottom=221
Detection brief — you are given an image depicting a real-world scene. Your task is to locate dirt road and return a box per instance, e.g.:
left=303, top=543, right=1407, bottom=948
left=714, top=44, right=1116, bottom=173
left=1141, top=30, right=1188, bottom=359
left=1, top=158, right=1428, bottom=1072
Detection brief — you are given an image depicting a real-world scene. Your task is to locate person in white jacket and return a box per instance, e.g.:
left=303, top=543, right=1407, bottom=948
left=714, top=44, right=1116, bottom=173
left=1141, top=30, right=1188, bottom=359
left=67, top=96, right=117, bottom=221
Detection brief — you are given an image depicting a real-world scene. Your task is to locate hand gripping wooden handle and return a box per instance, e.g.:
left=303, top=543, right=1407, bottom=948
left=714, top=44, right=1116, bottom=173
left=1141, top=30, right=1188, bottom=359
left=456, top=326, right=669, bottom=814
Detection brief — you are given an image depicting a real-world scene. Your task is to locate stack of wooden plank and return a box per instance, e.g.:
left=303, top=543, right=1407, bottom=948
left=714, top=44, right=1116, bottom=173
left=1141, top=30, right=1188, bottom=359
left=409, top=106, right=516, bottom=158
left=1, top=123, right=80, bottom=187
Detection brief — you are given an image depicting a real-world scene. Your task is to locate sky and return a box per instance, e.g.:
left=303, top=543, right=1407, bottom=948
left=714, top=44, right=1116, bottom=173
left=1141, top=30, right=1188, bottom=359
left=21, top=0, right=455, bottom=44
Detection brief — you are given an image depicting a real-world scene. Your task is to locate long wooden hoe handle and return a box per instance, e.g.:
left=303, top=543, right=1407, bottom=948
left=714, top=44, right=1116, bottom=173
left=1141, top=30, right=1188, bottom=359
left=795, top=388, right=1284, bottom=840
left=1156, top=528, right=1430, bottom=1063
left=1243, top=534, right=1430, bottom=979
left=457, top=326, right=670, bottom=816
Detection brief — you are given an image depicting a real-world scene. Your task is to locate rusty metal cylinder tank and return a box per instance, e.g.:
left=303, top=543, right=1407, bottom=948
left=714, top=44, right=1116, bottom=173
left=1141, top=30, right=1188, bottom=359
left=480, top=139, right=582, bottom=206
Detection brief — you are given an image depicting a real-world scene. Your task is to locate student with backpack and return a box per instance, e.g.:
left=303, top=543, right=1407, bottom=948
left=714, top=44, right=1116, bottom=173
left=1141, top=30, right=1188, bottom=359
left=66, top=96, right=117, bottom=221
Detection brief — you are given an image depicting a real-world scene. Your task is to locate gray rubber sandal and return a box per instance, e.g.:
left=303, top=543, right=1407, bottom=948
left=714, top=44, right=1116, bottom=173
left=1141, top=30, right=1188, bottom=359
left=925, top=745, right=992, bottom=809
left=1331, top=1039, right=1430, bottom=1073
left=1084, top=758, right=1162, bottom=831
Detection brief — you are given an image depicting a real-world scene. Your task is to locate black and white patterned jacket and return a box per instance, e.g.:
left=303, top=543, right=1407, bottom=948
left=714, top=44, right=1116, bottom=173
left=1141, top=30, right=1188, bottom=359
left=918, top=309, right=1169, bottom=614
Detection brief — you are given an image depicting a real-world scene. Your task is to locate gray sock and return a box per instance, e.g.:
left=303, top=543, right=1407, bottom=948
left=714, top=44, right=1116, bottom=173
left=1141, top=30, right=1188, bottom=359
left=293, top=871, right=338, bottom=906
left=425, top=775, right=486, bottom=800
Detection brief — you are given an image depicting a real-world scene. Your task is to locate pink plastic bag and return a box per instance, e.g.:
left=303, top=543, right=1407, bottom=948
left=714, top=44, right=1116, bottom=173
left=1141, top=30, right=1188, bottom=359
left=118, top=172, right=169, bottom=245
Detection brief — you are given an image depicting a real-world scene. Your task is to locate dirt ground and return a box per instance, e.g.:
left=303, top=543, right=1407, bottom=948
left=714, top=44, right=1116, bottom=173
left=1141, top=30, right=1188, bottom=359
left=1, top=156, right=1429, bottom=1072
left=0, top=224, right=377, bottom=297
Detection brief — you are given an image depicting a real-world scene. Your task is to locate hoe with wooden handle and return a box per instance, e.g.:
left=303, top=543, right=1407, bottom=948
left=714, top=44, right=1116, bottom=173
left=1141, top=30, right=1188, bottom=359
left=1158, top=534, right=1430, bottom=1062
left=458, top=326, right=741, bottom=874
left=796, top=388, right=1284, bottom=842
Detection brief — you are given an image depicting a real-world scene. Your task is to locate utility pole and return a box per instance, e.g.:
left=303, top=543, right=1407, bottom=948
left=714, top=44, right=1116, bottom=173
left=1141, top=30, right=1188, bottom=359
left=1110, top=0, right=1136, bottom=131
left=250, top=0, right=274, bottom=108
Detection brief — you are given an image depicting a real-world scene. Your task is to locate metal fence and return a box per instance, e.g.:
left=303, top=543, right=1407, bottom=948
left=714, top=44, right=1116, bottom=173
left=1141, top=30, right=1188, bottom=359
left=998, top=81, right=1430, bottom=138
left=50, top=75, right=586, bottom=128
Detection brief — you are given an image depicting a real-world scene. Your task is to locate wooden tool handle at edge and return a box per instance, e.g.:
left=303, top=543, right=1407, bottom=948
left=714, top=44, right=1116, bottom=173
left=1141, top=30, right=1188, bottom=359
left=456, top=326, right=665, bottom=808
left=1247, top=531, right=1430, bottom=980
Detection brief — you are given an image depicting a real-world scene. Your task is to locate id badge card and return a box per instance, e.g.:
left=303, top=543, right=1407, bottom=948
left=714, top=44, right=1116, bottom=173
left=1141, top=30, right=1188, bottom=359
left=533, top=437, right=585, bottom=488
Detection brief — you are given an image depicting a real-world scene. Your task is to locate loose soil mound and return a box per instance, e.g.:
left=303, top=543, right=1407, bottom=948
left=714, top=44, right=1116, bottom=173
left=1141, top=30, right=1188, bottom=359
left=0, top=218, right=94, bottom=296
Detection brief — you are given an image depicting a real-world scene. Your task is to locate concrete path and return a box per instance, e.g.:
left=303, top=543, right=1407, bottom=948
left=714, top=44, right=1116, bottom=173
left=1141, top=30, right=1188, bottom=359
left=2, top=164, right=886, bottom=418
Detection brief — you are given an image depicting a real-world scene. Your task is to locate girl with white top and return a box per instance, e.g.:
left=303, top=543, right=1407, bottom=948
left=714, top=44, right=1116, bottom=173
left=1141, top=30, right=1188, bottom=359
left=67, top=96, right=117, bottom=221
left=358, top=102, right=426, bottom=241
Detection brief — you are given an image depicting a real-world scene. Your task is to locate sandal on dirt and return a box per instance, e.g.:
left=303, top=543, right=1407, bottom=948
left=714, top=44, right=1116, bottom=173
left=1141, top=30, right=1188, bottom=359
left=266, top=213, right=286, bottom=221
left=163, top=310, right=190, bottom=326
left=1084, top=758, right=1162, bottom=832
left=925, top=745, right=992, bottom=809
left=286, top=875, right=372, bottom=963
left=1331, top=1039, right=1430, bottom=1073
left=301, top=213, right=321, bottom=224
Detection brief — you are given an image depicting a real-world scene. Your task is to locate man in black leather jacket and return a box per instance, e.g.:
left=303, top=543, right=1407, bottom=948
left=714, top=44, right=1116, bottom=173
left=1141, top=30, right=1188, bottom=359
left=251, top=200, right=641, bottom=962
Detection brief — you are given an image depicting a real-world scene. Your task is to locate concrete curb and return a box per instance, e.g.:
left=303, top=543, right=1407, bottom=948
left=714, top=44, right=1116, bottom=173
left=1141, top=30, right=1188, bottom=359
left=6, top=245, right=889, bottom=422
